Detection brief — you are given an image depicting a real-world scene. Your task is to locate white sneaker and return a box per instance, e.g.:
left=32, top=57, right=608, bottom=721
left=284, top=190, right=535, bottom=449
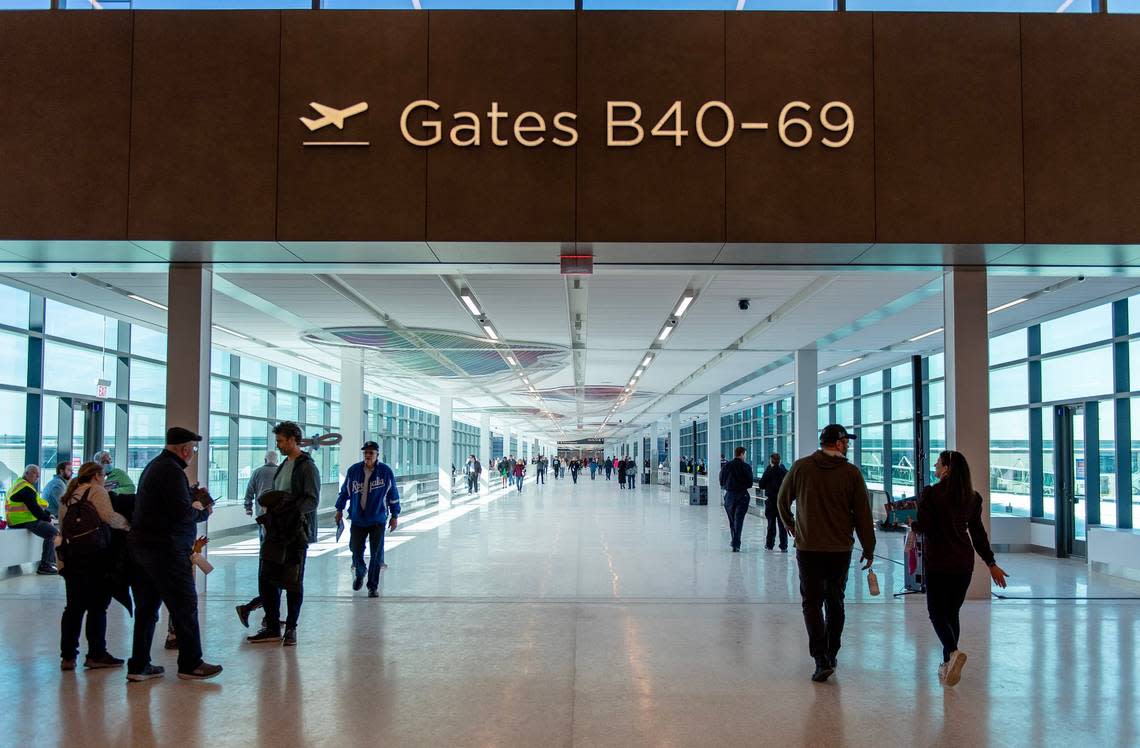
left=945, top=650, right=967, bottom=686
left=937, top=662, right=948, bottom=685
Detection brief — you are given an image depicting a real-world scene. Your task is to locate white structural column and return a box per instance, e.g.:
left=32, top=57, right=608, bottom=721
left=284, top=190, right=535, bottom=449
left=944, top=269, right=992, bottom=601
left=338, top=350, right=365, bottom=487
left=644, top=426, right=655, bottom=483
left=503, top=424, right=512, bottom=459
left=166, top=265, right=212, bottom=487
left=438, top=396, right=454, bottom=508
left=707, top=391, right=722, bottom=474
left=670, top=411, right=682, bottom=494
left=479, top=414, right=491, bottom=491
left=794, top=348, right=819, bottom=461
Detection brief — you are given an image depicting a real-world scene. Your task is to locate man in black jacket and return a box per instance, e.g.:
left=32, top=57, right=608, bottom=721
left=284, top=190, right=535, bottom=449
left=247, top=421, right=320, bottom=647
left=127, top=426, right=222, bottom=682
left=757, top=453, right=789, bottom=552
left=719, top=447, right=755, bottom=552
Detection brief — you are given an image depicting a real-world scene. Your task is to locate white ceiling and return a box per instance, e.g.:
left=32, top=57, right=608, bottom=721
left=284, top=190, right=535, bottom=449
left=6, top=264, right=1138, bottom=443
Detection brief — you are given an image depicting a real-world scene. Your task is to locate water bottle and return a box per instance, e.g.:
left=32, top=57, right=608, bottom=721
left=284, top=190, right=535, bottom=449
left=867, top=569, right=880, bottom=596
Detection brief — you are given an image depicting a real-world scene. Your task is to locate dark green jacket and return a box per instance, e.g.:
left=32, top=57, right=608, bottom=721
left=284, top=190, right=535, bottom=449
left=777, top=450, right=875, bottom=555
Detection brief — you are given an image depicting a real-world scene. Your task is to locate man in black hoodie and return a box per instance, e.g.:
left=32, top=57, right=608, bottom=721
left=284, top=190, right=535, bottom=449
left=757, top=453, right=789, bottom=552
left=778, top=425, right=875, bottom=684
left=127, top=426, right=222, bottom=682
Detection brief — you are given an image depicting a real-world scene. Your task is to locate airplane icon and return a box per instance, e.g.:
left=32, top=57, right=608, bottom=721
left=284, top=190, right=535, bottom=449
left=300, top=101, right=369, bottom=131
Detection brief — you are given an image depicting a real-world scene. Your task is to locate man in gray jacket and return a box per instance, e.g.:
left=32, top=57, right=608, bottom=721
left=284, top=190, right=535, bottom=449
left=778, top=424, right=875, bottom=684
left=244, top=450, right=279, bottom=518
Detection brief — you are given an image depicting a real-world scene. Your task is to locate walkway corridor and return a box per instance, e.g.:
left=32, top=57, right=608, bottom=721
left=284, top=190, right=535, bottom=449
left=2, top=476, right=1139, bottom=746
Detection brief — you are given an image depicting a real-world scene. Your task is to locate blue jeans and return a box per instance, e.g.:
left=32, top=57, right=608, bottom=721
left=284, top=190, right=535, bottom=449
left=349, top=523, right=385, bottom=592
left=24, top=520, right=58, bottom=567
left=515, top=475, right=524, bottom=491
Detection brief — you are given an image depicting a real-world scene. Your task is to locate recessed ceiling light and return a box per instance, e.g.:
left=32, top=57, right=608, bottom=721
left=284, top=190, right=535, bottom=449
left=460, top=292, right=481, bottom=316
left=764, top=386, right=778, bottom=394
left=988, top=298, right=1028, bottom=315
left=482, top=324, right=498, bottom=341
left=674, top=294, right=695, bottom=317
left=817, top=369, right=828, bottom=375
left=506, top=355, right=517, bottom=366
left=212, top=324, right=250, bottom=340
left=782, top=380, right=794, bottom=387
left=634, top=368, right=644, bottom=377
left=128, top=294, right=167, bottom=311
left=908, top=327, right=944, bottom=342
left=642, top=355, right=653, bottom=366
left=837, top=357, right=863, bottom=368
left=658, top=325, right=674, bottom=342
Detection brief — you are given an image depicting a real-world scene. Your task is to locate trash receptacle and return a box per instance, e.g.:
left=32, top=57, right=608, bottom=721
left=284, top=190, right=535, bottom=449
left=689, top=485, right=708, bottom=506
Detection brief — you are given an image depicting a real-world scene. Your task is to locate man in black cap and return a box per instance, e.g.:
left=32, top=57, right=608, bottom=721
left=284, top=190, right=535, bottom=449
left=334, top=440, right=399, bottom=599
left=127, top=426, right=222, bottom=682
left=777, top=424, right=876, bottom=684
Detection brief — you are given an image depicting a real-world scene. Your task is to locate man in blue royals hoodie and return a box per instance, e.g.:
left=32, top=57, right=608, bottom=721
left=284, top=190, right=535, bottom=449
left=336, top=441, right=400, bottom=598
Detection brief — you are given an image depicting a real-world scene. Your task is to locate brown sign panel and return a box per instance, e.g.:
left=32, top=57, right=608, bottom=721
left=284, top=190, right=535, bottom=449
left=278, top=11, right=428, bottom=242
left=0, top=13, right=132, bottom=240
left=726, top=12, right=875, bottom=244
left=128, top=12, right=280, bottom=241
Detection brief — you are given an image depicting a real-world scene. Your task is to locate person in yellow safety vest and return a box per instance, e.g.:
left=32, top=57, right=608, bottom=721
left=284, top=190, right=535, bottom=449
left=5, top=464, right=59, bottom=574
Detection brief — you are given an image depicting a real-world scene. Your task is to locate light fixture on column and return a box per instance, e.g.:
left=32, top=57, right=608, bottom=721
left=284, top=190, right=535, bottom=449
left=908, top=327, right=943, bottom=342
left=987, top=298, right=1028, bottom=315
left=212, top=324, right=250, bottom=340
left=128, top=294, right=168, bottom=311
left=460, top=290, right=481, bottom=316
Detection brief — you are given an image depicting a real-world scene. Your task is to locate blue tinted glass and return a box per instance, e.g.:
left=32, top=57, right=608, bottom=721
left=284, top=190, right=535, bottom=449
left=321, top=1, right=411, bottom=6
left=848, top=0, right=1092, bottom=10
left=63, top=0, right=311, bottom=7
left=0, top=1, right=50, bottom=8
left=990, top=363, right=1027, bottom=408
left=583, top=0, right=736, bottom=8
left=1042, top=346, right=1114, bottom=401
left=1112, top=0, right=1140, bottom=11
left=989, top=328, right=1027, bottom=366
left=1041, top=304, right=1112, bottom=353
left=424, top=0, right=572, bottom=6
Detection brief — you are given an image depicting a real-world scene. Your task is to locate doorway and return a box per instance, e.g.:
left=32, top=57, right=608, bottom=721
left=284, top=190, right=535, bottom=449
left=1053, top=403, right=1092, bottom=559
left=57, top=397, right=107, bottom=466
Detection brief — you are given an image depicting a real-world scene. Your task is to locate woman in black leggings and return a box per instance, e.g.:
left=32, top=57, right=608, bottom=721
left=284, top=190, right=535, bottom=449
left=912, top=450, right=1009, bottom=687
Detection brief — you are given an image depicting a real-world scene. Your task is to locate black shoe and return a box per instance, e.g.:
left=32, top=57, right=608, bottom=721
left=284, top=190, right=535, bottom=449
left=178, top=662, right=223, bottom=680
left=368, top=589, right=379, bottom=598
left=765, top=546, right=774, bottom=551
left=780, top=547, right=788, bottom=553
left=36, top=565, right=58, bottom=575
left=127, top=664, right=165, bottom=682
left=164, top=637, right=179, bottom=650
left=84, top=653, right=124, bottom=669
left=731, top=546, right=740, bottom=553
left=352, top=574, right=364, bottom=592
left=811, top=658, right=835, bottom=683
left=247, top=628, right=282, bottom=644
left=235, top=604, right=250, bottom=629
left=282, top=628, right=297, bottom=647
left=61, top=659, right=76, bottom=672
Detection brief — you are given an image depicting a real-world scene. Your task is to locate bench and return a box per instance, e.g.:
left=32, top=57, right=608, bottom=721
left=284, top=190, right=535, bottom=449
left=0, top=529, right=46, bottom=569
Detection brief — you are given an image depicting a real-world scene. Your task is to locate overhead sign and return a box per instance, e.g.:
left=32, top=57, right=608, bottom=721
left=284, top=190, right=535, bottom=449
left=301, top=99, right=855, bottom=150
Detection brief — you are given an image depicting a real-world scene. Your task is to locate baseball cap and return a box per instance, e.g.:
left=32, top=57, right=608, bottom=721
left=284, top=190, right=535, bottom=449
left=819, top=424, right=857, bottom=444
left=362, top=441, right=380, bottom=451
left=166, top=426, right=202, bottom=444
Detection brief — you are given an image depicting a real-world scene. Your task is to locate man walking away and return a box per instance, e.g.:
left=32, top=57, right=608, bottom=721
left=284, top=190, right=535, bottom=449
left=5, top=465, right=59, bottom=574
left=335, top=441, right=399, bottom=599
left=617, top=458, right=627, bottom=490
left=244, top=450, right=279, bottom=520
left=719, top=447, right=754, bottom=552
left=247, top=422, right=320, bottom=646
left=758, top=453, right=789, bottom=552
left=625, top=458, right=638, bottom=490
left=127, top=427, right=221, bottom=681
left=604, top=458, right=613, bottom=481
left=589, top=458, right=598, bottom=480
left=536, top=455, right=547, bottom=484
left=778, top=424, right=875, bottom=684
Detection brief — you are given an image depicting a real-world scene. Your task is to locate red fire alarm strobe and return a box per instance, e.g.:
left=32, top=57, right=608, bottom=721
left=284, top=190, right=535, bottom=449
left=560, top=255, right=593, bottom=275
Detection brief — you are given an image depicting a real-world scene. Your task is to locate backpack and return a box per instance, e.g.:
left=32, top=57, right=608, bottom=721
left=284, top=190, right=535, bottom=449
left=61, top=488, right=109, bottom=560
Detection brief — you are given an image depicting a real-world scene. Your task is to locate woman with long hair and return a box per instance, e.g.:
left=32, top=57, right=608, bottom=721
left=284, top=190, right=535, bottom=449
left=912, top=450, right=1009, bottom=687
left=57, top=460, right=130, bottom=672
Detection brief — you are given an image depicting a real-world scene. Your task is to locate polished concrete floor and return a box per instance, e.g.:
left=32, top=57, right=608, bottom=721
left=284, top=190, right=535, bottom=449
left=3, top=474, right=1139, bottom=747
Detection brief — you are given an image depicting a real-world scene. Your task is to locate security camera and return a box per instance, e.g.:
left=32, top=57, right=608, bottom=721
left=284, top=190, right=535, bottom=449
left=69, top=271, right=78, bottom=278
left=1077, top=275, right=1086, bottom=282
left=738, top=298, right=750, bottom=311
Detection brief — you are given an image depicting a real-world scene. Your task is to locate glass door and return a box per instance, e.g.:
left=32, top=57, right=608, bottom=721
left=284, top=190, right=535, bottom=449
left=1053, top=404, right=1087, bottom=559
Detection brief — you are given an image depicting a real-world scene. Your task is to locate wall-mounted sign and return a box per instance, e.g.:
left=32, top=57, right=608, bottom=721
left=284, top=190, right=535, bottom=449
left=301, top=99, right=854, bottom=150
